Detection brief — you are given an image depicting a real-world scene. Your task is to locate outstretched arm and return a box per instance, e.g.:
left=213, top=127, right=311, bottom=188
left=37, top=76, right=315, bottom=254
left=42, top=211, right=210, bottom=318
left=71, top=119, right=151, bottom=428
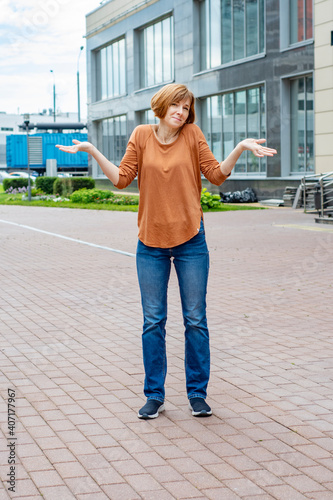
left=220, top=139, right=277, bottom=177
left=55, top=140, right=120, bottom=185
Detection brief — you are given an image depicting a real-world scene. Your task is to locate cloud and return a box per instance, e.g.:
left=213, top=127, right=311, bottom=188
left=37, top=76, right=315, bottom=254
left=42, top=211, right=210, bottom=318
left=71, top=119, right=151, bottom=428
left=0, top=0, right=99, bottom=117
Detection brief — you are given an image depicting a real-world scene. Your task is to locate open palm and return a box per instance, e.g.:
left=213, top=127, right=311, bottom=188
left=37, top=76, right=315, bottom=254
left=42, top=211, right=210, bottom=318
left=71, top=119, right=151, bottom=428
left=55, top=139, right=92, bottom=154
left=242, top=138, right=277, bottom=158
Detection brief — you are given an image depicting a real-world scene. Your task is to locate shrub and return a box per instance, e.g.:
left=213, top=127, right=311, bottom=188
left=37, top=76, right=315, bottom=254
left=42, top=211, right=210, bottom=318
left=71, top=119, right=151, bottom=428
left=35, top=176, right=57, bottom=194
left=53, top=177, right=95, bottom=196
left=53, top=177, right=71, bottom=196
left=3, top=178, right=29, bottom=191
left=72, top=177, right=95, bottom=191
left=200, top=188, right=221, bottom=210
left=69, top=188, right=139, bottom=206
left=70, top=188, right=114, bottom=204
left=110, top=195, right=139, bottom=206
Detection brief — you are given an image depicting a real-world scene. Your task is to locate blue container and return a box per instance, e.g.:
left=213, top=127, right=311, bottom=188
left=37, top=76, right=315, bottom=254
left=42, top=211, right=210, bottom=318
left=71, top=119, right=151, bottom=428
left=43, top=133, right=88, bottom=167
left=6, top=133, right=88, bottom=168
left=6, top=135, right=26, bottom=167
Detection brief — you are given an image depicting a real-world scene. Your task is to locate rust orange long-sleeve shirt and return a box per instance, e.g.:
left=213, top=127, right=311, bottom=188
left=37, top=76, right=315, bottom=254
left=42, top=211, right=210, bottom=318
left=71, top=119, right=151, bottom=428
left=116, top=123, right=229, bottom=248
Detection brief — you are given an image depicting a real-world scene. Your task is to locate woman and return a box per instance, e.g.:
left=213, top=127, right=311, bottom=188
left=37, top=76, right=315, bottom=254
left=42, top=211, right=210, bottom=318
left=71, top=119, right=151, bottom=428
left=56, top=83, right=276, bottom=419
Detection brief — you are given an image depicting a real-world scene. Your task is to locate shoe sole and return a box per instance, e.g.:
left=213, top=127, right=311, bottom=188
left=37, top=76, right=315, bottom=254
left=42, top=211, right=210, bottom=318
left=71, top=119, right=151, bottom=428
left=189, top=403, right=212, bottom=417
left=138, top=403, right=165, bottom=419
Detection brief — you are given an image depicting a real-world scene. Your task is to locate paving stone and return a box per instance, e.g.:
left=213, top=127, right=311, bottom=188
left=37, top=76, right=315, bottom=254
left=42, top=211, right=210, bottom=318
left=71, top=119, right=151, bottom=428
left=38, top=486, right=76, bottom=500
left=265, top=484, right=309, bottom=499
left=29, top=470, right=64, bottom=488
left=223, top=477, right=265, bottom=497
left=1, top=206, right=333, bottom=499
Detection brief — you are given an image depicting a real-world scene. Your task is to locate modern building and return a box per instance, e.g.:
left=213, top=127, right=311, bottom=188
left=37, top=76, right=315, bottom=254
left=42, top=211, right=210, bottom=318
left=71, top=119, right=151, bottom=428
left=314, top=0, right=333, bottom=175
left=85, top=0, right=316, bottom=198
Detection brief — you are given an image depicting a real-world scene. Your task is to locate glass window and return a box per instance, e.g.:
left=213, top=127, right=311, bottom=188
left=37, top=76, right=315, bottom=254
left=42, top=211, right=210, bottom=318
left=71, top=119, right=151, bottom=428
left=234, top=91, right=247, bottom=172
left=202, top=96, right=223, bottom=158
left=290, top=0, right=313, bottom=44
left=211, top=0, right=222, bottom=67
left=233, top=1, right=245, bottom=61
left=96, top=38, right=126, bottom=101
left=99, top=115, right=127, bottom=175
left=201, top=86, right=266, bottom=174
left=200, top=0, right=265, bottom=70
left=139, top=109, right=159, bottom=125
left=246, top=0, right=259, bottom=57
left=290, top=75, right=314, bottom=173
left=222, top=93, right=234, bottom=158
left=140, top=16, right=174, bottom=88
left=246, top=88, right=260, bottom=173
left=259, top=86, right=266, bottom=173
left=221, top=0, right=232, bottom=64
left=100, top=48, right=107, bottom=100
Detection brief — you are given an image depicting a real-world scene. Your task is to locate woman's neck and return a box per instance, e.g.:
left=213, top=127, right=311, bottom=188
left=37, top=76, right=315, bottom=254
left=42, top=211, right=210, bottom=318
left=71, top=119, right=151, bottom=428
left=155, top=122, right=181, bottom=144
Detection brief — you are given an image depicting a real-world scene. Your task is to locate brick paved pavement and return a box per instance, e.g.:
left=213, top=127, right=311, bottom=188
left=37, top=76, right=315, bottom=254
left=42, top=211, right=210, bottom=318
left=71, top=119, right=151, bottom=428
left=0, top=204, right=332, bottom=499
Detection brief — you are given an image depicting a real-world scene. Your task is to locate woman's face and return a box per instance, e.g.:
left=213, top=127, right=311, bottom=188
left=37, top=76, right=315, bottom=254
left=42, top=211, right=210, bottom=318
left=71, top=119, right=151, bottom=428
left=161, top=98, right=191, bottom=130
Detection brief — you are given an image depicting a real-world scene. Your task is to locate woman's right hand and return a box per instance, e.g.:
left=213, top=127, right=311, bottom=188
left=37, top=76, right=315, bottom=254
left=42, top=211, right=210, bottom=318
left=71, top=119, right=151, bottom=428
left=55, top=139, right=93, bottom=154
left=56, top=139, right=120, bottom=185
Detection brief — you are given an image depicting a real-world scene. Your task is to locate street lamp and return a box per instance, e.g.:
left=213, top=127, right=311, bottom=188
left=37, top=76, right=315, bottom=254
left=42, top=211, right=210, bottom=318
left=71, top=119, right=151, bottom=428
left=23, top=113, right=31, bottom=202
left=50, top=69, right=56, bottom=122
left=77, top=46, right=84, bottom=122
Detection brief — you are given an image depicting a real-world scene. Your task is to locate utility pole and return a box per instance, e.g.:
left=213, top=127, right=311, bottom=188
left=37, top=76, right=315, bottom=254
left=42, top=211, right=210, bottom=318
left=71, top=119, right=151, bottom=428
left=77, top=46, right=84, bottom=122
left=50, top=69, right=56, bottom=122
left=23, top=114, right=31, bottom=202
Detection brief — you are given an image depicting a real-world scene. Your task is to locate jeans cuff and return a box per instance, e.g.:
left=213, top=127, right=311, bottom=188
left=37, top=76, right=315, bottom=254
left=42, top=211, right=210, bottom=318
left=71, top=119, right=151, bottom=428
left=147, top=397, right=164, bottom=403
left=188, top=394, right=206, bottom=400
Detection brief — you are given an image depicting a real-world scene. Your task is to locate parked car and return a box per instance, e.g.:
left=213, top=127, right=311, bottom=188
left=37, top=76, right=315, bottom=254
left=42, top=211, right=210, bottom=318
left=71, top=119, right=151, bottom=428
left=9, top=171, right=38, bottom=179
left=0, top=171, right=11, bottom=181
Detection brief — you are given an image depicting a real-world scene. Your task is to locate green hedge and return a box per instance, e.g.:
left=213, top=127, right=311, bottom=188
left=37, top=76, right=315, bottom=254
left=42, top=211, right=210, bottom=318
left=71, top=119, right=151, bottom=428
left=35, top=176, right=57, bottom=194
left=70, top=188, right=114, bottom=203
left=3, top=178, right=29, bottom=191
left=69, top=188, right=139, bottom=205
left=53, top=177, right=95, bottom=196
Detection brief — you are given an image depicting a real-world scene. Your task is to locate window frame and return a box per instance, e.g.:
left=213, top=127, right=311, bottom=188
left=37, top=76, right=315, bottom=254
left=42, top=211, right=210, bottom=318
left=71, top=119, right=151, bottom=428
left=138, top=109, right=159, bottom=125
left=137, top=13, right=174, bottom=90
left=281, top=72, right=314, bottom=177
left=95, top=36, right=127, bottom=102
left=95, top=114, right=128, bottom=177
left=196, top=0, right=266, bottom=74
left=199, top=83, right=267, bottom=176
left=280, top=0, right=314, bottom=52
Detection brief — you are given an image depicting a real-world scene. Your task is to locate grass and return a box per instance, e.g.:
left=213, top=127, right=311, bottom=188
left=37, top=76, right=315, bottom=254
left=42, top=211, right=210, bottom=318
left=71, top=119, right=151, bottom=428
left=0, top=186, right=264, bottom=212
left=202, top=205, right=265, bottom=211
left=0, top=193, right=139, bottom=211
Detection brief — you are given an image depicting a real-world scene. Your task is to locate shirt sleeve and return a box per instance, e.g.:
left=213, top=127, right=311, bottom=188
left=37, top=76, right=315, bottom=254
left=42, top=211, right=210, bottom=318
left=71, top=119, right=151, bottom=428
left=196, top=126, right=230, bottom=186
left=115, top=128, right=139, bottom=189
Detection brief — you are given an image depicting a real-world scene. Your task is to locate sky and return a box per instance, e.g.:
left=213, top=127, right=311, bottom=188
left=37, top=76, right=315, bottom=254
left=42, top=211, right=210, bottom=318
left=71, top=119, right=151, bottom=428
left=0, top=0, right=101, bottom=120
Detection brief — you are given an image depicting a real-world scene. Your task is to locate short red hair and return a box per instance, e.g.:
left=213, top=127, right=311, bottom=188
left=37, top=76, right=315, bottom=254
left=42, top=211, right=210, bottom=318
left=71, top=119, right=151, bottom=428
left=151, top=84, right=195, bottom=123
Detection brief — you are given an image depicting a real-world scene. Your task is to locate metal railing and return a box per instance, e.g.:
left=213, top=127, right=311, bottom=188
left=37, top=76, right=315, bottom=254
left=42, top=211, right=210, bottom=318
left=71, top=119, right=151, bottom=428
left=301, top=172, right=333, bottom=215
left=316, top=172, right=333, bottom=217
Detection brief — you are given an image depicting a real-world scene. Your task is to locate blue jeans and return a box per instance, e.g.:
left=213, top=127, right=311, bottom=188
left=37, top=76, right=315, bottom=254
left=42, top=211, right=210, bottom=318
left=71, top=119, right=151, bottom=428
left=136, top=220, right=210, bottom=402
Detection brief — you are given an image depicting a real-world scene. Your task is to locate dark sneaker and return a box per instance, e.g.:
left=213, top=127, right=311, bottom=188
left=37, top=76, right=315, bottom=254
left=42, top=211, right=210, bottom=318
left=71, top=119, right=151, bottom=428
left=189, top=398, right=212, bottom=417
left=138, top=399, right=165, bottom=419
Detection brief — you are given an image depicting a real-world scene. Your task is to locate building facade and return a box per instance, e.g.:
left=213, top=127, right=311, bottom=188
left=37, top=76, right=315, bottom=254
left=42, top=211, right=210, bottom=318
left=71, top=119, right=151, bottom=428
left=314, top=0, right=333, bottom=175
left=86, top=0, right=315, bottom=198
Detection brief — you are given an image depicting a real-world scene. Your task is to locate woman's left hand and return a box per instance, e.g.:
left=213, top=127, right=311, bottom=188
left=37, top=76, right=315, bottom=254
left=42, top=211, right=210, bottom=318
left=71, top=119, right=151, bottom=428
left=241, top=138, right=277, bottom=157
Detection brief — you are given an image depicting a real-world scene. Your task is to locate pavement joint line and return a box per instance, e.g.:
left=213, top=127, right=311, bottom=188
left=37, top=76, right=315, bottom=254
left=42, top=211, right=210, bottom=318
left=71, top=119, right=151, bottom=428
left=274, top=224, right=333, bottom=233
left=0, top=218, right=136, bottom=257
